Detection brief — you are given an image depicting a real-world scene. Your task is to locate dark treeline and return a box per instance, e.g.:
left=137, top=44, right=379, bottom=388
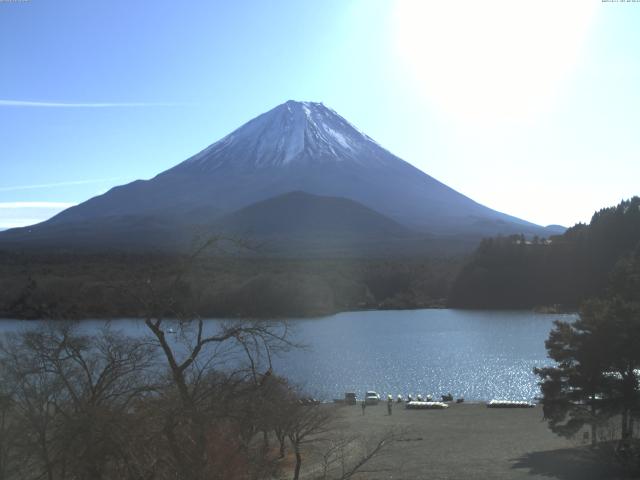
left=449, top=197, right=640, bottom=309
left=0, top=252, right=462, bottom=320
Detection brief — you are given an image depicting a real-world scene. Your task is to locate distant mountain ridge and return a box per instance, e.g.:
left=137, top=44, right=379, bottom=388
left=0, top=100, right=562, bottom=254
left=215, top=191, right=412, bottom=238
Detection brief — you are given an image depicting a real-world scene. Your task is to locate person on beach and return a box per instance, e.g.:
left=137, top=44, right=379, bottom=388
left=387, top=400, right=392, bottom=416
left=361, top=401, right=366, bottom=415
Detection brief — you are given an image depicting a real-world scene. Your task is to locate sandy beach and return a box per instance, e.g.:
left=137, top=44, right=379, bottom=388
left=311, top=402, right=627, bottom=480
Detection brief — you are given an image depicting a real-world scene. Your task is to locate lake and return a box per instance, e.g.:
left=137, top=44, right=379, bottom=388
left=0, top=309, right=575, bottom=402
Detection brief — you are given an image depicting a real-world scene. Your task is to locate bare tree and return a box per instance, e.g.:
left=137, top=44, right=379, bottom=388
left=315, top=429, right=403, bottom=480
left=276, top=397, right=404, bottom=480
left=116, top=237, right=296, bottom=479
left=0, top=390, right=15, bottom=480
left=284, top=402, right=335, bottom=480
left=0, top=323, right=157, bottom=480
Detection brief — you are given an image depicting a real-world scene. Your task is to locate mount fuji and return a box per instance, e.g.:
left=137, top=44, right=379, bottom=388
left=0, top=101, right=562, bottom=254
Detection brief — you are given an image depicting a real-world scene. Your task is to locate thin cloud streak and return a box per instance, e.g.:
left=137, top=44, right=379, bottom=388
left=0, top=202, right=77, bottom=209
left=0, top=99, right=188, bottom=108
left=0, top=177, right=125, bottom=192
left=0, top=202, right=76, bottom=229
left=0, top=219, right=44, bottom=229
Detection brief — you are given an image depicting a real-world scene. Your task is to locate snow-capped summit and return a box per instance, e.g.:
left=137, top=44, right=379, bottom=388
left=174, top=100, right=392, bottom=172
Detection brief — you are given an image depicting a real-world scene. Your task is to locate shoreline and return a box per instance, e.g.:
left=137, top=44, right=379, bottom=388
left=0, top=305, right=578, bottom=322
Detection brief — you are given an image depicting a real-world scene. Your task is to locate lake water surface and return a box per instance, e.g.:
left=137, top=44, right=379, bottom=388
left=0, top=309, right=576, bottom=401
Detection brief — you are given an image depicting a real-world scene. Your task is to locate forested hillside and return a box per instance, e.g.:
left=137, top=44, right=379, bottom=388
left=0, top=253, right=460, bottom=319
left=449, top=197, right=640, bottom=309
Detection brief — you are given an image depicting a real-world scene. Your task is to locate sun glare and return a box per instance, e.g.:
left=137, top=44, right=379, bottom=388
left=393, top=0, right=596, bottom=124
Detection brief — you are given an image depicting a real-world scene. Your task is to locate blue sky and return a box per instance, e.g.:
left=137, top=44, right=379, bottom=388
left=1, top=0, right=639, bottom=229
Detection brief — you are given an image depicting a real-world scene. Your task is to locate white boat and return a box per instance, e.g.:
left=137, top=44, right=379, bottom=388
left=486, top=400, right=535, bottom=408
left=405, top=401, right=449, bottom=410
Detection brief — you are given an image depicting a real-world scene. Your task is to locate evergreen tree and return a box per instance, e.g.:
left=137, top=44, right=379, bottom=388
left=536, top=254, right=640, bottom=466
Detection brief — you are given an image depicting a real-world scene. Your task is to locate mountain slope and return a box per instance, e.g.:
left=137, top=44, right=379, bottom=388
left=208, top=191, right=424, bottom=256
left=0, top=100, right=560, bottom=253
left=215, top=191, right=412, bottom=239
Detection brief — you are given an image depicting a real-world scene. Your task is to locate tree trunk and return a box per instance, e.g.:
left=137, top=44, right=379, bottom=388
left=620, top=368, right=635, bottom=448
left=275, top=429, right=286, bottom=458
left=40, top=435, right=55, bottom=480
left=0, top=409, right=5, bottom=480
left=622, top=407, right=629, bottom=444
left=590, top=403, right=597, bottom=447
left=293, top=444, right=302, bottom=480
